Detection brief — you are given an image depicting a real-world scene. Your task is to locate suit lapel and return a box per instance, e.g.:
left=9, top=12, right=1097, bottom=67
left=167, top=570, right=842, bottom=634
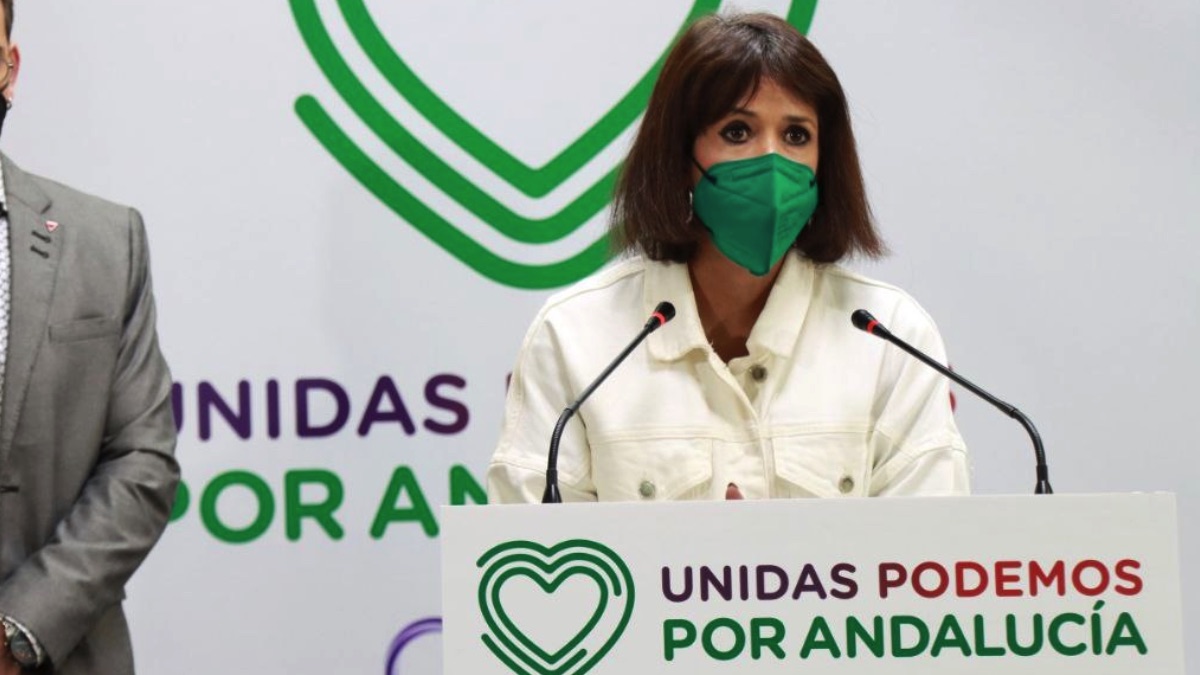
left=0, top=154, right=61, bottom=466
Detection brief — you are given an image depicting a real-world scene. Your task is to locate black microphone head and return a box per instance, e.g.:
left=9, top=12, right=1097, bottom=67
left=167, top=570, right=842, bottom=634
left=851, top=309, right=876, bottom=332
left=652, top=301, right=676, bottom=326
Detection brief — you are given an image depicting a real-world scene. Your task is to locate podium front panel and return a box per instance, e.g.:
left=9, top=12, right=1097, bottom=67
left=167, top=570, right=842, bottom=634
left=442, top=494, right=1184, bottom=674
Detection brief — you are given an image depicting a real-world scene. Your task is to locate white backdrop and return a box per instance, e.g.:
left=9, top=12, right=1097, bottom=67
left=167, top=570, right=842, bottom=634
left=3, top=1, right=1196, bottom=673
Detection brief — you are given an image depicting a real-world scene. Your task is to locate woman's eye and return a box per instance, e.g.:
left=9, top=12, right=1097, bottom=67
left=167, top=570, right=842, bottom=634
left=785, top=125, right=812, bottom=145
left=720, top=122, right=750, bottom=143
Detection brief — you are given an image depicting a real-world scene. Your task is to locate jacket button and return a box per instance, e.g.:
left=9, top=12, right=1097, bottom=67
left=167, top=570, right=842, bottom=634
left=750, top=365, right=768, bottom=382
left=638, top=480, right=656, bottom=498
left=838, top=476, right=856, bottom=494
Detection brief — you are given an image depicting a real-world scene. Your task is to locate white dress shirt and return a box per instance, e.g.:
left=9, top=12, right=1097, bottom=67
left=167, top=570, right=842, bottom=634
left=487, top=253, right=970, bottom=503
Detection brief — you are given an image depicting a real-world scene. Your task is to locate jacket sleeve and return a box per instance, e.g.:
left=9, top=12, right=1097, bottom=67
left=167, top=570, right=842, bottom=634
left=487, top=309, right=597, bottom=504
left=867, top=296, right=971, bottom=496
left=0, top=209, right=180, bottom=667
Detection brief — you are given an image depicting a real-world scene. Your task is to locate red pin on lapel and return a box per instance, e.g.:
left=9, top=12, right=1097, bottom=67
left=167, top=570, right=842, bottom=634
left=45, top=220, right=59, bottom=233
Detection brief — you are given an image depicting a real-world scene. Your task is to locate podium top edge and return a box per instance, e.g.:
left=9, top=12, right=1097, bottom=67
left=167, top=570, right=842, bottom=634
left=442, top=492, right=1176, bottom=513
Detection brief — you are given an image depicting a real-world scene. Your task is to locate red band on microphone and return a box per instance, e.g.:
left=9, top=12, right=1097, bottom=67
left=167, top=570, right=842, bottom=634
left=866, top=319, right=879, bottom=335
left=652, top=312, right=667, bottom=326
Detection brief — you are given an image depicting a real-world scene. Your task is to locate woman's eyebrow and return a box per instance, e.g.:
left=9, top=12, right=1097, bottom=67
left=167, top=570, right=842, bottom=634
left=728, top=108, right=816, bottom=126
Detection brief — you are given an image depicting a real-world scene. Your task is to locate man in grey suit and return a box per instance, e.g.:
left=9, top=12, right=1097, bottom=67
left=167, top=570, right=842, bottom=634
left=0, top=2, right=180, bottom=673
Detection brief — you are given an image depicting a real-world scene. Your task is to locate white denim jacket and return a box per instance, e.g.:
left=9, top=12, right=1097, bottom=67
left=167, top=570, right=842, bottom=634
left=488, top=254, right=970, bottom=503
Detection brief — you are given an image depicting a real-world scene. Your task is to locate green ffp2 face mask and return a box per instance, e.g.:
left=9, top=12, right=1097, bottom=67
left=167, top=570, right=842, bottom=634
left=692, top=154, right=819, bottom=276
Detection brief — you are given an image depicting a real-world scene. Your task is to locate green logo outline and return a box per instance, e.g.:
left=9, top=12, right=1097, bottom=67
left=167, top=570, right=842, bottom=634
left=476, top=539, right=635, bottom=675
left=291, top=1, right=817, bottom=288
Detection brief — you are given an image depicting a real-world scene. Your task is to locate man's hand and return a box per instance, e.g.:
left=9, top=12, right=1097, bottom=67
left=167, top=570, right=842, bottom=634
left=0, top=633, right=20, bottom=675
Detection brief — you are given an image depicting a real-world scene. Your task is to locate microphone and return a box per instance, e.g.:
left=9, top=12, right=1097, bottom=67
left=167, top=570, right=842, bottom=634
left=851, top=309, right=1053, bottom=495
left=543, top=301, right=677, bottom=503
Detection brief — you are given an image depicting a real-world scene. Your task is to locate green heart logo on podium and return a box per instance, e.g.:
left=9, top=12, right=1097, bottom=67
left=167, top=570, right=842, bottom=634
left=476, top=540, right=635, bottom=675
left=290, top=1, right=817, bottom=289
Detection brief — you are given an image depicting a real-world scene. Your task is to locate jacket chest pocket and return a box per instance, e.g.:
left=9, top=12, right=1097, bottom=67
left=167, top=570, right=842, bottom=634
left=772, top=431, right=870, bottom=498
left=49, top=316, right=121, bottom=343
left=591, top=438, right=713, bottom=502
left=44, top=317, right=121, bottom=377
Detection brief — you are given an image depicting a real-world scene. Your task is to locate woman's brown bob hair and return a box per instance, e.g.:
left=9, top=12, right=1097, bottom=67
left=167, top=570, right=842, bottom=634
left=612, top=13, right=884, bottom=263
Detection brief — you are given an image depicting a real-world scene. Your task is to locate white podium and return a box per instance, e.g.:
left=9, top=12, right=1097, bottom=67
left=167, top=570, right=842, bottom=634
left=442, top=494, right=1184, bottom=674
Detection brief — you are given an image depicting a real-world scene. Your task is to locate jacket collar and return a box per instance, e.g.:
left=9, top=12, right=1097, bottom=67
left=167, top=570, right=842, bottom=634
left=644, top=252, right=815, bottom=362
left=0, top=152, right=61, bottom=468
left=0, top=153, right=53, bottom=216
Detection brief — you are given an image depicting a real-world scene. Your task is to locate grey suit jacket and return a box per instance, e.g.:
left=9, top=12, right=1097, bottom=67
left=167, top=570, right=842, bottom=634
left=0, top=154, right=179, bottom=675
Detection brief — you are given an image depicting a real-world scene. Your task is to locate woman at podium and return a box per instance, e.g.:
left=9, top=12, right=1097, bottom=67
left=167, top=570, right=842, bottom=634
left=488, top=13, right=969, bottom=503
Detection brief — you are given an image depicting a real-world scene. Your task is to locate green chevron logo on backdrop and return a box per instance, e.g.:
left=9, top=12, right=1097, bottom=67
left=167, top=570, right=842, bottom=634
left=290, top=1, right=817, bottom=289
left=476, top=539, right=635, bottom=675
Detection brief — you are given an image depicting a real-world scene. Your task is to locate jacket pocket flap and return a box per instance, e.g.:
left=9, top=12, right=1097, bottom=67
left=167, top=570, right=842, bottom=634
left=773, top=431, right=869, bottom=498
left=592, top=438, right=713, bottom=501
left=50, top=317, right=121, bottom=343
